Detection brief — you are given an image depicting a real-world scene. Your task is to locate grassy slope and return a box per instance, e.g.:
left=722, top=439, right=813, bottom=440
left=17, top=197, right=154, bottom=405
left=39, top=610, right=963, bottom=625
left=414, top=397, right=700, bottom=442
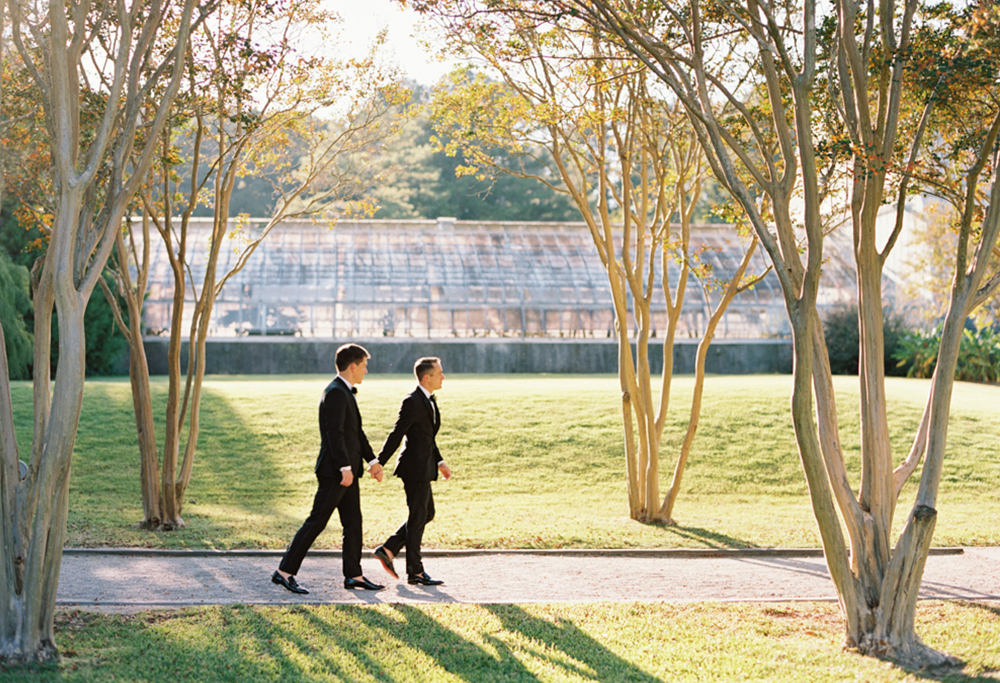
left=7, top=374, right=997, bottom=550
left=4, top=375, right=999, bottom=681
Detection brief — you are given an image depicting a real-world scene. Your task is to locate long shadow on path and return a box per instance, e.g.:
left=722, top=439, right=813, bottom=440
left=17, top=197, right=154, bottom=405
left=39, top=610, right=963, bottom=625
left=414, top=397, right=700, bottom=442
left=659, top=523, right=759, bottom=549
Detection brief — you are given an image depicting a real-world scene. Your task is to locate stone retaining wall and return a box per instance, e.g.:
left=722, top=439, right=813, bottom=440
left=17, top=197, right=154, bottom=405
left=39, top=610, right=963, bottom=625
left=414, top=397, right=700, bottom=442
left=140, top=337, right=792, bottom=375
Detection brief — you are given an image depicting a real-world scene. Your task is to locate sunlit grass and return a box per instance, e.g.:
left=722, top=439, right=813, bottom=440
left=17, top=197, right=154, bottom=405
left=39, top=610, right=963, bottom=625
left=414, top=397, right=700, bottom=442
left=1, top=601, right=997, bottom=682
left=7, top=374, right=1000, bottom=549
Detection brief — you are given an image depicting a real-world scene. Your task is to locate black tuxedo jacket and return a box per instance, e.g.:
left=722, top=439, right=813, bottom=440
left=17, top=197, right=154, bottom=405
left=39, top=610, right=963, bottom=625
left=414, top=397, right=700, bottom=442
left=377, top=387, right=442, bottom=482
left=315, top=376, right=374, bottom=479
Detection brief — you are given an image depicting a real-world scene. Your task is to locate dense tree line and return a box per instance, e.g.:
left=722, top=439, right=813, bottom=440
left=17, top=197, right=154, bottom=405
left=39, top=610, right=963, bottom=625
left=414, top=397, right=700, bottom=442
left=367, top=83, right=582, bottom=221
left=0, top=202, right=125, bottom=379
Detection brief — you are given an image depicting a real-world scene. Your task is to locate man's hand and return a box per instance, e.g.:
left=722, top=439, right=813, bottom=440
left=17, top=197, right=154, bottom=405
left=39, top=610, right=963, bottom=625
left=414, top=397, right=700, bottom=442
left=340, top=469, right=354, bottom=487
left=439, top=463, right=452, bottom=480
left=368, top=462, right=384, bottom=482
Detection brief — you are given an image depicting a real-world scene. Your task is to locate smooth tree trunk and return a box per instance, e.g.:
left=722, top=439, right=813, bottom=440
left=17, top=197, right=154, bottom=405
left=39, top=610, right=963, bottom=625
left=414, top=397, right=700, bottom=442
left=549, top=65, right=760, bottom=524
left=408, top=20, right=764, bottom=524
left=107, top=206, right=201, bottom=531
left=659, top=237, right=759, bottom=521
left=2, top=193, right=102, bottom=662
left=102, top=218, right=161, bottom=528
left=131, top=342, right=161, bottom=528
left=1, top=0, right=207, bottom=661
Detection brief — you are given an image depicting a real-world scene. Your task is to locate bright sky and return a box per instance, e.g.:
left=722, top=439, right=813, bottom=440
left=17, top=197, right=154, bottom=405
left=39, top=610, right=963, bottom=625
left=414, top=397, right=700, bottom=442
left=326, top=0, right=457, bottom=86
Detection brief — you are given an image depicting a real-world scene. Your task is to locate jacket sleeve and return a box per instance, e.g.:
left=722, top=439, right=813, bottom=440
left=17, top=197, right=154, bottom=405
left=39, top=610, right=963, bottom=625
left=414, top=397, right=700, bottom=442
left=378, top=394, right=417, bottom=465
left=321, top=387, right=351, bottom=471
left=359, top=422, right=375, bottom=464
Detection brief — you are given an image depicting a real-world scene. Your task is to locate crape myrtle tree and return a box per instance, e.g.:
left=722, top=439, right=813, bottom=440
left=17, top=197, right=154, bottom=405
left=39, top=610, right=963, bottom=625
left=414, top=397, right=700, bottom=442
left=523, top=0, right=1000, bottom=666
left=420, top=10, right=765, bottom=522
left=0, top=0, right=213, bottom=663
left=1, top=53, right=132, bottom=379
left=102, top=0, right=410, bottom=530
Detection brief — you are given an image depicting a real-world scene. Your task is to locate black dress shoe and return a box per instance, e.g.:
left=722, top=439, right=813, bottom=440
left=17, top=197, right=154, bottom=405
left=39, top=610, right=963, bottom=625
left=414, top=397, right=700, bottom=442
left=272, top=571, right=309, bottom=594
left=344, top=576, right=385, bottom=590
left=373, top=545, right=398, bottom=579
left=407, top=572, right=443, bottom=586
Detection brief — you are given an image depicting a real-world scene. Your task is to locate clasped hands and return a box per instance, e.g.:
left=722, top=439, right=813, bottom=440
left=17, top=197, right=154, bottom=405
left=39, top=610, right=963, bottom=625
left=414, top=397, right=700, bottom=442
left=368, top=462, right=450, bottom=481
left=342, top=462, right=449, bottom=487
left=338, top=466, right=377, bottom=487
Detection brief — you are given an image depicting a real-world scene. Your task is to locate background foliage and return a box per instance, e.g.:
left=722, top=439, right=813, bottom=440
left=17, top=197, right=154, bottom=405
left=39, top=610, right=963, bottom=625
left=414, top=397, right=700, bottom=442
left=0, top=251, right=33, bottom=380
left=822, top=305, right=911, bottom=376
left=0, top=207, right=127, bottom=378
left=895, top=325, right=1000, bottom=383
left=366, top=83, right=582, bottom=222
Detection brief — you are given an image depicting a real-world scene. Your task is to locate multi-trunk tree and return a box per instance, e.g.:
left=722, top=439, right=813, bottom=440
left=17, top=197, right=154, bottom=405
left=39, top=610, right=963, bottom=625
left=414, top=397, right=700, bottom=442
left=421, top=10, right=765, bottom=522
left=0, top=0, right=212, bottom=663
left=544, top=0, right=1000, bottom=666
left=102, top=0, right=409, bottom=530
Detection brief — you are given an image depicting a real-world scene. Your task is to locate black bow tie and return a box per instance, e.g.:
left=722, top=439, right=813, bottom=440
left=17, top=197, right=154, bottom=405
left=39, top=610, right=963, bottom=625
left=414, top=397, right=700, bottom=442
left=351, top=387, right=358, bottom=395
left=429, top=394, right=436, bottom=403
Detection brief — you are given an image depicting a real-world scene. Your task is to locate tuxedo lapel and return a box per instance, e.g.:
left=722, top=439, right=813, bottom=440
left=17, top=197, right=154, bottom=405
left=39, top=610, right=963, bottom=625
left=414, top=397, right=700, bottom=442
left=429, top=394, right=440, bottom=434
left=411, top=387, right=432, bottom=422
left=338, top=377, right=363, bottom=430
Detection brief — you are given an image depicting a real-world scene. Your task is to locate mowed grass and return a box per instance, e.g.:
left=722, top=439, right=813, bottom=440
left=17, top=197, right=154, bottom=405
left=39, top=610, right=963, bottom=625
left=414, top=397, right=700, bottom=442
left=7, top=374, right=1000, bottom=550
left=1, top=601, right=998, bottom=682
left=4, top=375, right=1000, bottom=682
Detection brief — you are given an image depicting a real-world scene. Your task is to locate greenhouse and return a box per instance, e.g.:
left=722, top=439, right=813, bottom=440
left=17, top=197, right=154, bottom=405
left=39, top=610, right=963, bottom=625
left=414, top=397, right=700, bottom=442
left=142, top=218, right=861, bottom=340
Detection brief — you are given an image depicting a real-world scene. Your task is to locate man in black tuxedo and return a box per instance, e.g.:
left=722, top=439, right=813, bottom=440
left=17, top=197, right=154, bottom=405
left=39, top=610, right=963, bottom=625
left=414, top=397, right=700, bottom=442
left=373, top=357, right=451, bottom=586
left=272, top=343, right=386, bottom=594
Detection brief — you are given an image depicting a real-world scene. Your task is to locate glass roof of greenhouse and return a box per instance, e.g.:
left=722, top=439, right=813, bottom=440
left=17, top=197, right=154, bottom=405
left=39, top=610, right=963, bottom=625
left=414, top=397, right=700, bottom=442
left=142, top=218, right=861, bottom=340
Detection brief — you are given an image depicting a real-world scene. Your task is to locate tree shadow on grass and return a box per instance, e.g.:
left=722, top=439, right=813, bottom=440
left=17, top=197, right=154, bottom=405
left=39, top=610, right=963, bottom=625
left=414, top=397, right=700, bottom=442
left=11, top=608, right=310, bottom=683
left=482, top=604, right=662, bottom=682
left=32, top=604, right=664, bottom=683
left=299, top=603, right=542, bottom=682
left=898, top=659, right=999, bottom=683
left=69, top=381, right=310, bottom=547
left=656, top=523, right=760, bottom=549
left=297, top=603, right=662, bottom=682
left=19, top=602, right=994, bottom=683
left=948, top=600, right=1000, bottom=619
left=895, top=601, right=1000, bottom=683
left=19, top=605, right=437, bottom=682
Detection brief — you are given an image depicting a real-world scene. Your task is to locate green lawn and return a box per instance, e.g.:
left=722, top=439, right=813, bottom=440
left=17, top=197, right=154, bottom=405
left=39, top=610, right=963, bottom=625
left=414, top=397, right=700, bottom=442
left=5, top=374, right=1000, bottom=680
left=1, top=602, right=997, bottom=682
left=7, top=373, right=999, bottom=550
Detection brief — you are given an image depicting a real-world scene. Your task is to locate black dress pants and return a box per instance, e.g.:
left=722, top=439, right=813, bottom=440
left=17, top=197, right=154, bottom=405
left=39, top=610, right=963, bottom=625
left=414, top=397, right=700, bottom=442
left=279, top=475, right=362, bottom=578
left=383, top=479, right=434, bottom=576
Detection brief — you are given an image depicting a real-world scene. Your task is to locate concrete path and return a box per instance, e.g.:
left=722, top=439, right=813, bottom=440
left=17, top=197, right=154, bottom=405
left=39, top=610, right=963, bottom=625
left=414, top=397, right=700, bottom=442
left=56, top=547, right=1000, bottom=612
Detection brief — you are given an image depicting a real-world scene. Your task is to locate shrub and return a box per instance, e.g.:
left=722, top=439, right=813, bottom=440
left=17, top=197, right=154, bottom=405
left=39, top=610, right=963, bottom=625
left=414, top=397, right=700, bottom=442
left=50, top=272, right=129, bottom=376
left=893, top=324, right=1000, bottom=383
left=822, top=304, right=910, bottom=376
left=3, top=201, right=128, bottom=377
left=0, top=251, right=34, bottom=379
left=957, top=326, right=1000, bottom=382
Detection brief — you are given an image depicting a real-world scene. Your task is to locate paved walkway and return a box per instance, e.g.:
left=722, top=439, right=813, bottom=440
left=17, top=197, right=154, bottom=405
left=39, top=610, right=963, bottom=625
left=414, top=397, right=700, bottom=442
left=56, top=547, right=1000, bottom=612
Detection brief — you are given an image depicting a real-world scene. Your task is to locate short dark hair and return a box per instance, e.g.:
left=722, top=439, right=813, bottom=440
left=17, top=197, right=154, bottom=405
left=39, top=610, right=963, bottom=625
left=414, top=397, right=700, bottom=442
left=414, top=356, right=440, bottom=381
left=336, top=344, right=370, bottom=371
